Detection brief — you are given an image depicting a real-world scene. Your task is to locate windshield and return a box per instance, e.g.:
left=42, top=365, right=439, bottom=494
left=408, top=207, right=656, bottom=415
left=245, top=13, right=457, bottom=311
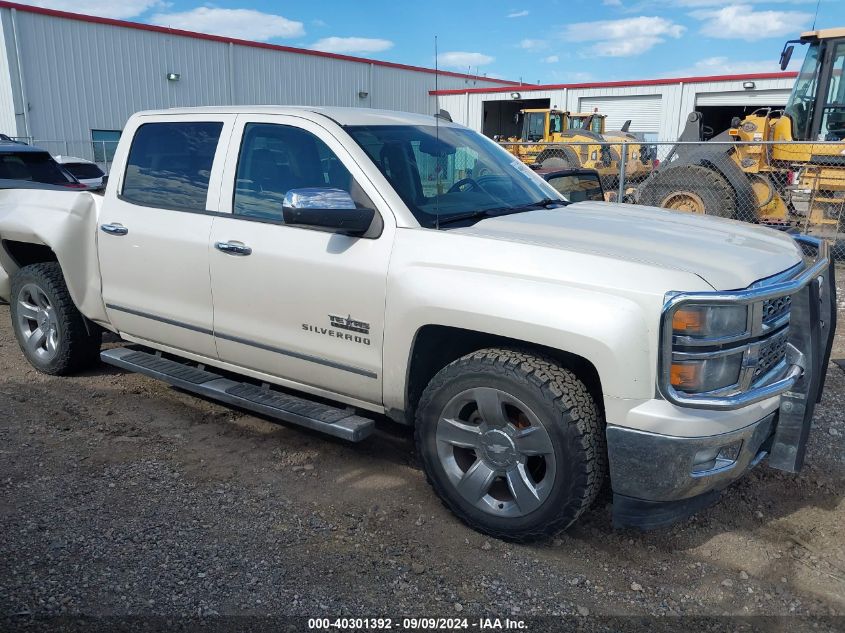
left=346, top=124, right=564, bottom=228
left=63, top=162, right=104, bottom=179
left=785, top=42, right=820, bottom=140
left=0, top=151, right=75, bottom=184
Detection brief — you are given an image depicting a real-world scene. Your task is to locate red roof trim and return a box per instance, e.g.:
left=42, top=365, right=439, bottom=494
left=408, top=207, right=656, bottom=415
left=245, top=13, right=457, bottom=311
left=0, top=0, right=520, bottom=86
left=430, top=72, right=798, bottom=95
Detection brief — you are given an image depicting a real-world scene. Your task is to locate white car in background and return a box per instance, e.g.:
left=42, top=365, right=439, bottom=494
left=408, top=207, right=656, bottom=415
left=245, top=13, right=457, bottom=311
left=53, top=155, right=106, bottom=190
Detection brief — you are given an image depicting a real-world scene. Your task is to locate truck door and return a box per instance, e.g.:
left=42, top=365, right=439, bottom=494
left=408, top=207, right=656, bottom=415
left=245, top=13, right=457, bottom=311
left=207, top=115, right=394, bottom=406
left=98, top=115, right=235, bottom=358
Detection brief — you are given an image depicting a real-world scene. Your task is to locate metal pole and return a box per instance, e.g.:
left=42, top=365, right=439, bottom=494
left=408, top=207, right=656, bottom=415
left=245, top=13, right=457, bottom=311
left=617, top=141, right=627, bottom=202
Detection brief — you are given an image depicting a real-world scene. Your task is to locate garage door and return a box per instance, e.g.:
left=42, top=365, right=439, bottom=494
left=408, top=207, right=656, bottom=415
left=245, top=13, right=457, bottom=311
left=695, top=89, right=791, bottom=106
left=579, top=95, right=661, bottom=133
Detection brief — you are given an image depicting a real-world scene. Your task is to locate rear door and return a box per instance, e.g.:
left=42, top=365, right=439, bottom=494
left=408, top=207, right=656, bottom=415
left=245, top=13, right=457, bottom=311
left=98, top=115, right=235, bottom=358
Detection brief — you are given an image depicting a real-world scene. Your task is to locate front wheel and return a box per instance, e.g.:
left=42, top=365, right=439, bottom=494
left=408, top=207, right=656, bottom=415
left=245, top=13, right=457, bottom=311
left=415, top=348, right=606, bottom=541
left=10, top=262, right=102, bottom=375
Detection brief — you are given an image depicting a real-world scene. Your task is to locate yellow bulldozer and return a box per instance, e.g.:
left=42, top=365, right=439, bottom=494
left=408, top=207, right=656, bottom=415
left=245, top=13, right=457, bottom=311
left=502, top=108, right=655, bottom=183
left=637, top=27, right=845, bottom=249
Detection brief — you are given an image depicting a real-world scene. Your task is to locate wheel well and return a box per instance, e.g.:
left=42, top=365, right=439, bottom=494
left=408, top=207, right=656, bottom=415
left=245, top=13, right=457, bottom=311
left=404, top=325, right=604, bottom=425
left=1, top=240, right=58, bottom=269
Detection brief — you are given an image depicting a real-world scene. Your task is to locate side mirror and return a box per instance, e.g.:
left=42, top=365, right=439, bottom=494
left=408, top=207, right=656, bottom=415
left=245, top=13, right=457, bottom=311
left=282, top=188, right=375, bottom=236
left=780, top=45, right=794, bottom=71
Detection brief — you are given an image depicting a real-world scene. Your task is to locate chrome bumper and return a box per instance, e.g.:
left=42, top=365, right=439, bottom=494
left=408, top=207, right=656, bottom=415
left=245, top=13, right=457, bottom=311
left=607, top=413, right=775, bottom=502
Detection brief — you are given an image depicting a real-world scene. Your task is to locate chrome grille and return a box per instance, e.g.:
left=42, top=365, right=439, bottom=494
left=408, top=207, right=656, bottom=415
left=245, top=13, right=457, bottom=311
left=762, top=295, right=791, bottom=325
left=754, top=329, right=789, bottom=381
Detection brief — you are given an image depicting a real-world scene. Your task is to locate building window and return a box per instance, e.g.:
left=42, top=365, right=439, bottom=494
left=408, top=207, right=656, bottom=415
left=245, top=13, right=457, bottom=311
left=91, top=129, right=121, bottom=163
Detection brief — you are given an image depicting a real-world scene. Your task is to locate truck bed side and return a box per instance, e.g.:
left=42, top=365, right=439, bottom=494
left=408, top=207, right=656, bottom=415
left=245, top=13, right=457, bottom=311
left=0, top=189, right=109, bottom=325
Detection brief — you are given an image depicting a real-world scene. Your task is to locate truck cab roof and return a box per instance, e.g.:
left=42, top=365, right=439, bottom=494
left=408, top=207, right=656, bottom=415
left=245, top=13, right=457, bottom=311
left=132, top=106, right=462, bottom=128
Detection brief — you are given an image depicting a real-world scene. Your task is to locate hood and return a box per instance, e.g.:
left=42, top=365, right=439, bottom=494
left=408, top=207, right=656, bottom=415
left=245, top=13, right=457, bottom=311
left=452, top=202, right=803, bottom=290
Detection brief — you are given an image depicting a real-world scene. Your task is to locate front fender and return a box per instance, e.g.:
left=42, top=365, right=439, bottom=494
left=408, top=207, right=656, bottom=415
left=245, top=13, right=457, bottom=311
left=382, top=263, right=660, bottom=414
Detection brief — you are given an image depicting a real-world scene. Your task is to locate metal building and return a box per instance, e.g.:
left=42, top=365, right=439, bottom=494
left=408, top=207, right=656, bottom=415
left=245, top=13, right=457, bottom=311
left=433, top=73, right=798, bottom=141
left=0, top=0, right=514, bottom=159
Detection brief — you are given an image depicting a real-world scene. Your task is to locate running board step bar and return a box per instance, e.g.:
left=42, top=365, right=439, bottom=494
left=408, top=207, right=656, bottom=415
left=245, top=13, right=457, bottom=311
left=100, top=348, right=375, bottom=442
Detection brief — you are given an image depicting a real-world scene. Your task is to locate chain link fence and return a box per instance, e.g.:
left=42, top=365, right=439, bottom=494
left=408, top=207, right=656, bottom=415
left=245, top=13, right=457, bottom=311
left=500, top=140, right=845, bottom=261
left=10, top=138, right=118, bottom=174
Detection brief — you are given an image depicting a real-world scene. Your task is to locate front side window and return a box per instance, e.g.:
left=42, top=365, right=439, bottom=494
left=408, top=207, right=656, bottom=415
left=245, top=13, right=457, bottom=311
left=522, top=112, right=546, bottom=141
left=346, top=124, right=563, bottom=227
left=820, top=42, right=845, bottom=140
left=121, top=122, right=223, bottom=212
left=0, top=152, right=74, bottom=185
left=233, top=123, right=370, bottom=221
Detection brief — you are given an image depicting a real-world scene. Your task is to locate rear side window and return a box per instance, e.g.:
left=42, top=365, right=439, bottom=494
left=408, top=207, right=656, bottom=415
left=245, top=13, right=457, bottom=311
left=121, top=122, right=223, bottom=212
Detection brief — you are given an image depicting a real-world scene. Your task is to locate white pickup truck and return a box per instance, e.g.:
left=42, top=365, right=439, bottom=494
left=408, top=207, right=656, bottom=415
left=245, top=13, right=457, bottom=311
left=0, top=107, right=836, bottom=540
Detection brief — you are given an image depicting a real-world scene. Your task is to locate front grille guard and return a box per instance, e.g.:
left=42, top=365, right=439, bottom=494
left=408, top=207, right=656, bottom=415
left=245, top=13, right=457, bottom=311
left=658, top=235, right=835, bottom=414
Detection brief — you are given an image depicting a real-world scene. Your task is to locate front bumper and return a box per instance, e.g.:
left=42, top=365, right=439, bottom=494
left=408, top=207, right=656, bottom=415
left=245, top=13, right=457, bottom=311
left=610, top=236, right=837, bottom=529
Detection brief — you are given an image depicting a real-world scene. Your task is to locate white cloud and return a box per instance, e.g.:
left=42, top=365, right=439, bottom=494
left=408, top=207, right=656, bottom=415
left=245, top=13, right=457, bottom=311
left=603, top=0, right=622, bottom=5
left=562, top=16, right=685, bottom=57
left=312, top=19, right=327, bottom=27
left=519, top=38, right=547, bottom=50
left=149, top=7, right=304, bottom=41
left=437, top=51, right=494, bottom=68
left=694, top=4, right=812, bottom=41
left=311, top=37, right=394, bottom=54
left=507, top=10, right=529, bottom=17
left=663, top=55, right=783, bottom=76
left=22, top=0, right=164, bottom=19
left=541, top=55, right=560, bottom=63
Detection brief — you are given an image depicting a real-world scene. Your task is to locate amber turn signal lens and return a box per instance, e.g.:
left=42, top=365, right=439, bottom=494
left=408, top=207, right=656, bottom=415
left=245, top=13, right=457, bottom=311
left=672, top=308, right=703, bottom=335
left=670, top=363, right=700, bottom=389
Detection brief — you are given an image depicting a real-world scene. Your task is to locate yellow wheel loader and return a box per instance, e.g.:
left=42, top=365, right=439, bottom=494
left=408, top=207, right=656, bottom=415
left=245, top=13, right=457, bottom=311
left=638, top=28, right=845, bottom=251
left=502, top=108, right=655, bottom=184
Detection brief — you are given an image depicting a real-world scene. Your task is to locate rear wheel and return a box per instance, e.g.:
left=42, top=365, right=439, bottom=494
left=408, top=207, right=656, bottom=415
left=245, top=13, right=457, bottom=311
left=638, top=164, right=736, bottom=218
left=415, top=348, right=605, bottom=541
left=10, top=262, right=101, bottom=375
left=536, top=146, right=580, bottom=171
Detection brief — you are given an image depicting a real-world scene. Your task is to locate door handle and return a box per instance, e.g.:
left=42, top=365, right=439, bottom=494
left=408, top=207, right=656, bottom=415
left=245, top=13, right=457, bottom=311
left=100, top=223, right=128, bottom=236
left=215, top=241, right=252, bottom=256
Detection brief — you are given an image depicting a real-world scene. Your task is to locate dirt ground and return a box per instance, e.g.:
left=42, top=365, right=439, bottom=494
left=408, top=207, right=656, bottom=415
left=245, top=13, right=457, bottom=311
left=1, top=274, right=844, bottom=630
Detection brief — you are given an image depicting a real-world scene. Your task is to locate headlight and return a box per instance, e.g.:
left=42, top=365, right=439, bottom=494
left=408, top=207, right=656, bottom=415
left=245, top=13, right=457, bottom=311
left=670, top=352, right=743, bottom=393
left=672, top=305, right=748, bottom=339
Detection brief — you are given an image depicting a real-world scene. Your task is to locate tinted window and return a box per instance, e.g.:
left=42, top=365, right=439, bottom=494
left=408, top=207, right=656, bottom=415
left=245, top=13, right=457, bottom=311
left=0, top=152, right=74, bottom=185
left=63, top=162, right=104, bottom=179
left=234, top=123, right=365, bottom=221
left=122, top=122, right=223, bottom=211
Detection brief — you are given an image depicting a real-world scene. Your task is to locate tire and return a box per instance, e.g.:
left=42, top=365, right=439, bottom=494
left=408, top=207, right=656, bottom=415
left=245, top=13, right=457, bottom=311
left=536, top=146, right=579, bottom=170
left=638, top=164, right=736, bottom=218
left=415, top=348, right=606, bottom=541
left=9, top=262, right=102, bottom=375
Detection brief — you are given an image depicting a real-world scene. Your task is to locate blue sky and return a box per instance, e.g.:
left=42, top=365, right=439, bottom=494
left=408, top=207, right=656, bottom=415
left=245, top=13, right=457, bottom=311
left=21, top=0, right=845, bottom=83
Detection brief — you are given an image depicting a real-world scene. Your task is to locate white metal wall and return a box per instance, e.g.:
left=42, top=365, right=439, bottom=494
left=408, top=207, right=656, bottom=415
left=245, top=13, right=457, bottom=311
left=439, top=75, right=796, bottom=140
left=578, top=95, right=662, bottom=133
left=695, top=88, right=791, bottom=106
left=0, top=6, right=507, bottom=140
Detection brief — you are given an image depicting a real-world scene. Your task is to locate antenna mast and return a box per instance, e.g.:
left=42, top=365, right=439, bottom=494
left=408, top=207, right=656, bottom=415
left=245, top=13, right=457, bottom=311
left=434, top=35, right=441, bottom=229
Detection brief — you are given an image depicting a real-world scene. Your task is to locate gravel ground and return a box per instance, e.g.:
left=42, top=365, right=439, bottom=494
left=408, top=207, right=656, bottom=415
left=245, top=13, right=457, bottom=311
left=0, top=274, right=844, bottom=630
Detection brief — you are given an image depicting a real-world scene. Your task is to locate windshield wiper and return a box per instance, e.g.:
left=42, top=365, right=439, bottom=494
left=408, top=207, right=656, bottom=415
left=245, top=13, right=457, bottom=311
left=434, top=199, right=566, bottom=227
